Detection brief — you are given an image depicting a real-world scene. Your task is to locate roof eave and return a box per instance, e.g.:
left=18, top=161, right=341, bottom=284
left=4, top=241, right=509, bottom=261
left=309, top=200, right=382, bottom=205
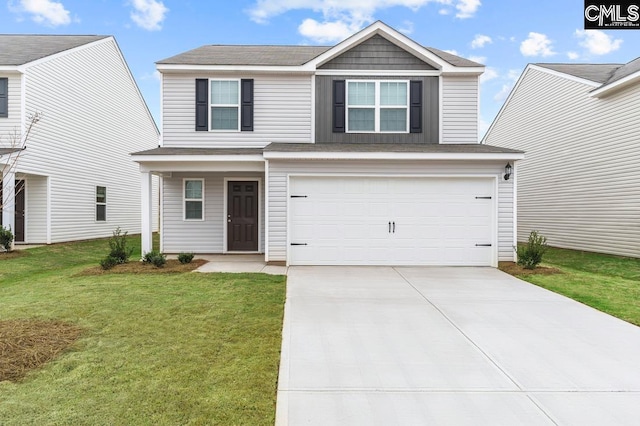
left=590, top=70, right=640, bottom=97
left=262, top=151, right=525, bottom=161
left=156, top=63, right=316, bottom=73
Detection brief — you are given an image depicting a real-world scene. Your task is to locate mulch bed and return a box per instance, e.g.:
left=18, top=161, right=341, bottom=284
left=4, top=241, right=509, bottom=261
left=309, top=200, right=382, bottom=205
left=0, top=250, right=30, bottom=260
left=498, top=261, right=562, bottom=276
left=0, top=320, right=83, bottom=382
left=77, top=259, right=207, bottom=276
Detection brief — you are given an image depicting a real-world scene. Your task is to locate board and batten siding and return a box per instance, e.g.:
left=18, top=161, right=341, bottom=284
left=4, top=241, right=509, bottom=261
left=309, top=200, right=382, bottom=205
left=483, top=67, right=640, bottom=257
left=267, top=160, right=514, bottom=263
left=162, top=73, right=312, bottom=148
left=315, top=76, right=439, bottom=143
left=0, top=74, right=22, bottom=138
left=441, top=76, right=479, bottom=144
left=162, top=172, right=265, bottom=253
left=19, top=38, right=159, bottom=243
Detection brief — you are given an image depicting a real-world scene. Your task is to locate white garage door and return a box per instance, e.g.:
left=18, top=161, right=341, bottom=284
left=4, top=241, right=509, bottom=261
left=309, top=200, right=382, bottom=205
left=289, top=176, right=495, bottom=266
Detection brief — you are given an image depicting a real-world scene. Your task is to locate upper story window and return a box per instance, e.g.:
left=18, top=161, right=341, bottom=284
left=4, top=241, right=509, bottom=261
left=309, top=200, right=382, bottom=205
left=346, top=80, right=408, bottom=133
left=0, top=78, right=8, bottom=118
left=210, top=79, right=240, bottom=131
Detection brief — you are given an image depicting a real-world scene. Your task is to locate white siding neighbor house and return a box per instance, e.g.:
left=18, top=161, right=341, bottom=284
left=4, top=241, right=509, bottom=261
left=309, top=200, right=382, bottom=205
left=133, top=21, right=524, bottom=267
left=0, top=35, right=159, bottom=244
left=483, top=60, right=640, bottom=257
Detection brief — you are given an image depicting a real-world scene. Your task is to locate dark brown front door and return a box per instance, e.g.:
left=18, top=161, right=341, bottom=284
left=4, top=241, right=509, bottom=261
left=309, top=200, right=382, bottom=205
left=227, top=181, right=258, bottom=251
left=14, top=180, right=25, bottom=242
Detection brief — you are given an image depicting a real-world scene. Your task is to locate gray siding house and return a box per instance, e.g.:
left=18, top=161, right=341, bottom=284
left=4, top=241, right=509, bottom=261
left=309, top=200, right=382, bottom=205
left=483, top=59, right=640, bottom=257
left=0, top=35, right=159, bottom=244
left=133, top=21, right=523, bottom=266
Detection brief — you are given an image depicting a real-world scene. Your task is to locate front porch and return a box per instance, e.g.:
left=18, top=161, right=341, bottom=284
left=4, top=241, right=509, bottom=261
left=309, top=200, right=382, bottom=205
left=132, top=148, right=266, bottom=256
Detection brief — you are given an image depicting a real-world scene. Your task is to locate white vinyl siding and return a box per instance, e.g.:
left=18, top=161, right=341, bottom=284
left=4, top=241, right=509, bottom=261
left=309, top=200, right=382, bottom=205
left=17, top=38, right=159, bottom=242
left=162, top=172, right=265, bottom=253
left=267, top=160, right=514, bottom=263
left=441, top=76, right=479, bottom=144
left=24, top=175, right=47, bottom=243
left=0, top=74, right=22, bottom=136
left=162, top=73, right=312, bottom=147
left=484, top=67, right=640, bottom=257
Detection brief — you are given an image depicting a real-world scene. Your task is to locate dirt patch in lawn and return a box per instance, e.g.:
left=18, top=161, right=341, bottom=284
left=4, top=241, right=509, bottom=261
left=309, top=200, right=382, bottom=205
left=0, top=250, right=30, bottom=260
left=0, top=320, right=82, bottom=382
left=77, top=259, right=207, bottom=276
left=499, top=261, right=562, bottom=276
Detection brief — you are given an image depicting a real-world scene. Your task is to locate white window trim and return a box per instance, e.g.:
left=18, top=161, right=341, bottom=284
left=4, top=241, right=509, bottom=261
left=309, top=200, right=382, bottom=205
left=95, top=186, right=107, bottom=222
left=209, top=78, right=240, bottom=132
left=346, top=79, right=410, bottom=134
left=183, top=178, right=205, bottom=221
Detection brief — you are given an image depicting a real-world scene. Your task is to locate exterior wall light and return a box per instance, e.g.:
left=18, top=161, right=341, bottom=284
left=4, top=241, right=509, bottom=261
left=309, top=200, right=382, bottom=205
left=504, top=163, right=512, bottom=181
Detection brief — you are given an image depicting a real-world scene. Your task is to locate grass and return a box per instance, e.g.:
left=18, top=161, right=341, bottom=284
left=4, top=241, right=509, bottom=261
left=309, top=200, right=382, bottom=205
left=0, top=235, right=286, bottom=425
left=507, top=246, right=640, bottom=326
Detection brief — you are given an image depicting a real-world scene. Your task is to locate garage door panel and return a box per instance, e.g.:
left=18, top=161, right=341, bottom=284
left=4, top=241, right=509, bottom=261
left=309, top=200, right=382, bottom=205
left=289, top=176, right=495, bottom=266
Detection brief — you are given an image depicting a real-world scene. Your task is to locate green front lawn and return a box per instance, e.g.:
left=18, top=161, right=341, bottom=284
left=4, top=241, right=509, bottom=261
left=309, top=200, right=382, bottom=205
left=0, top=237, right=286, bottom=425
left=510, top=246, right=640, bottom=326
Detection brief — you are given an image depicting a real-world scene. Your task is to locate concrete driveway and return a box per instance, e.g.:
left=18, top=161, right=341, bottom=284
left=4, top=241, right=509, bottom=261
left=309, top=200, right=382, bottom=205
left=276, top=267, right=640, bottom=425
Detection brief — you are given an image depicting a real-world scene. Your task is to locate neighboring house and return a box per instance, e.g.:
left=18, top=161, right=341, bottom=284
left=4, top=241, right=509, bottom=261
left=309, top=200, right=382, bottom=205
left=483, top=59, right=640, bottom=257
left=0, top=35, right=159, bottom=244
left=133, top=21, right=523, bottom=266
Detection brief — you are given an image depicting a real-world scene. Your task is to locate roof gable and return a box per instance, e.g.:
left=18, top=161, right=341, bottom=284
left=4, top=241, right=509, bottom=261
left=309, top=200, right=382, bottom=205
left=0, top=35, right=109, bottom=66
left=319, top=34, right=437, bottom=70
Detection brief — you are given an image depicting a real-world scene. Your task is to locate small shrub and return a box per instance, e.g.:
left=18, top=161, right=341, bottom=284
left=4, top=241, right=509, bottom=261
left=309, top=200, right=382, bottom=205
left=515, top=230, right=549, bottom=269
left=100, top=255, right=119, bottom=270
left=177, top=252, right=195, bottom=264
left=143, top=250, right=166, bottom=268
left=0, top=226, right=14, bottom=252
left=108, top=227, right=133, bottom=264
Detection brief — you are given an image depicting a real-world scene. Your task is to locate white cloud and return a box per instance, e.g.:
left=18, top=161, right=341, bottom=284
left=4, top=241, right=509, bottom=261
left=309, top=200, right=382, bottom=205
left=298, top=19, right=360, bottom=43
left=493, top=69, right=521, bottom=102
left=480, top=67, right=498, bottom=83
left=478, top=116, right=491, bottom=138
left=398, top=20, right=414, bottom=35
left=10, top=0, right=71, bottom=26
left=520, top=32, right=555, bottom=57
left=247, top=1, right=481, bottom=42
left=467, top=55, right=486, bottom=64
left=439, top=8, right=449, bottom=15
left=471, top=34, right=492, bottom=49
left=443, top=49, right=459, bottom=55
left=567, top=51, right=580, bottom=60
left=141, top=70, right=162, bottom=83
left=130, top=0, right=168, bottom=31
left=575, top=29, right=622, bottom=55
left=456, top=0, right=480, bottom=19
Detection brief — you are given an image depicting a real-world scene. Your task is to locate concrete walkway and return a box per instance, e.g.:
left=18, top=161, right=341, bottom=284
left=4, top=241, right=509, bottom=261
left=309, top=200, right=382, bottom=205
left=276, top=266, right=640, bottom=425
left=192, top=254, right=288, bottom=275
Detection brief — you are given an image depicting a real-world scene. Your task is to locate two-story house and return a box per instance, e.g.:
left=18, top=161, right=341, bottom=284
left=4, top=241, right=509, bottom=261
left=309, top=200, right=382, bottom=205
left=484, top=59, right=640, bottom=257
left=0, top=35, right=158, bottom=245
left=133, top=21, right=523, bottom=266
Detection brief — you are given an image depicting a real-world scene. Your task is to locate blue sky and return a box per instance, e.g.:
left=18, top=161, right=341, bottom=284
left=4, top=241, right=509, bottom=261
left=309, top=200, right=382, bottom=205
left=4, top=0, right=640, bottom=136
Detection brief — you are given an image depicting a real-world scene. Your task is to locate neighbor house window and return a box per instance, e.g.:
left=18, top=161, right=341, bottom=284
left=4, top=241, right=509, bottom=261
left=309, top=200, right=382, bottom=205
left=346, top=80, right=408, bottom=133
left=210, top=79, right=239, bottom=131
left=0, top=78, right=8, bottom=118
left=184, top=179, right=204, bottom=220
left=96, top=186, right=107, bottom=221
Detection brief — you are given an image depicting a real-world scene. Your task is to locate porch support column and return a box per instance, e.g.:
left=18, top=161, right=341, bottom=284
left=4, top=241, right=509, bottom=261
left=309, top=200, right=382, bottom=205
left=2, top=169, right=16, bottom=249
left=141, top=171, right=153, bottom=256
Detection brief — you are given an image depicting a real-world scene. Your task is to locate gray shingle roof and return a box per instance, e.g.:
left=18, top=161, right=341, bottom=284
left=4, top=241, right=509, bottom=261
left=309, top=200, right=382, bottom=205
left=157, top=45, right=331, bottom=66
left=534, top=63, right=623, bottom=84
left=157, top=44, right=482, bottom=68
left=264, top=143, right=523, bottom=154
left=131, top=147, right=264, bottom=156
left=0, top=147, right=23, bottom=156
left=604, top=57, right=640, bottom=85
left=0, top=35, right=109, bottom=66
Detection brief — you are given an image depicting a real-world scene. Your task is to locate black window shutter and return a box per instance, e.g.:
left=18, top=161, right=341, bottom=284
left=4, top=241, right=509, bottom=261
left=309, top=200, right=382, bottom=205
left=0, top=78, right=8, bottom=118
left=195, top=79, right=208, bottom=131
left=410, top=80, right=422, bottom=134
left=241, top=79, right=254, bottom=131
left=333, top=80, right=346, bottom=133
